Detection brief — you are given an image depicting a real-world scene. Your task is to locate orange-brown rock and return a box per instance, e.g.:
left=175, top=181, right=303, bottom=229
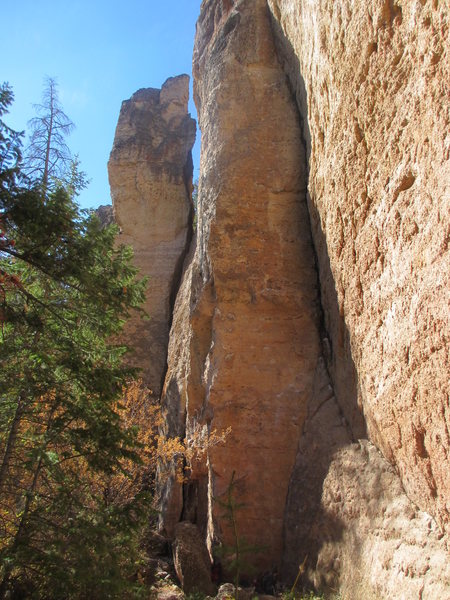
left=267, top=0, right=449, bottom=536
left=108, top=76, right=196, bottom=394
left=155, top=0, right=449, bottom=596
left=160, top=0, right=327, bottom=574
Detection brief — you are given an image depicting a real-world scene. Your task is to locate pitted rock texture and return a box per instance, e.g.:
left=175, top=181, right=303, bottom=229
left=108, top=76, right=196, bottom=394
left=267, top=0, right=450, bottom=535
left=172, top=522, right=216, bottom=595
left=160, top=0, right=327, bottom=574
left=316, top=441, right=450, bottom=600
left=155, top=0, right=449, bottom=596
left=283, top=361, right=450, bottom=598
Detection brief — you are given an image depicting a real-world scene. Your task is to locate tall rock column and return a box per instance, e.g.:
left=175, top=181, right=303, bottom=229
left=160, top=0, right=328, bottom=574
left=155, top=2, right=449, bottom=597
left=108, top=76, right=196, bottom=395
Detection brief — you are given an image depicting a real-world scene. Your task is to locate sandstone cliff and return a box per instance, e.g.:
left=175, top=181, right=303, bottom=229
left=267, top=0, right=450, bottom=542
left=109, top=2, right=449, bottom=598
left=157, top=1, right=449, bottom=598
left=108, top=76, right=196, bottom=395
left=160, top=0, right=329, bottom=574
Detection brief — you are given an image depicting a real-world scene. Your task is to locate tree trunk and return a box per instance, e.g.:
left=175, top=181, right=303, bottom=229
left=42, top=85, right=54, bottom=196
left=0, top=404, right=54, bottom=598
left=0, top=392, right=26, bottom=494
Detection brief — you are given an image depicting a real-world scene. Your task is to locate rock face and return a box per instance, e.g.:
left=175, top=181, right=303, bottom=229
left=154, top=0, right=450, bottom=597
left=172, top=522, right=216, bottom=595
left=108, top=76, right=196, bottom=394
left=267, top=0, right=450, bottom=544
left=317, top=441, right=450, bottom=600
left=95, top=204, right=114, bottom=227
left=283, top=378, right=450, bottom=599
left=159, top=0, right=328, bottom=575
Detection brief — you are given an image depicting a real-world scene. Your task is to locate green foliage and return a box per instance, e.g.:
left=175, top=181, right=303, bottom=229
left=214, top=471, right=262, bottom=599
left=185, top=590, right=207, bottom=600
left=0, top=84, right=148, bottom=598
left=0, top=84, right=23, bottom=192
left=282, top=593, right=325, bottom=600
left=23, top=76, right=75, bottom=194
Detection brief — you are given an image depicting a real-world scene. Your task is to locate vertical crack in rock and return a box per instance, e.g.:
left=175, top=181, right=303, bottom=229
left=163, top=150, right=196, bottom=396
left=160, top=0, right=330, bottom=576
left=265, top=12, right=364, bottom=585
left=268, top=9, right=367, bottom=440
left=108, top=75, right=196, bottom=396
left=155, top=1, right=449, bottom=597
left=267, top=1, right=450, bottom=597
left=265, top=0, right=450, bottom=536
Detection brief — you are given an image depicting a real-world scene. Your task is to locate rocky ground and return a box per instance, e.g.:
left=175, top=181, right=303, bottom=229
left=143, top=528, right=338, bottom=600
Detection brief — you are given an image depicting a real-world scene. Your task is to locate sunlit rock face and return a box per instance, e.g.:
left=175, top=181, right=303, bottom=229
left=108, top=75, right=196, bottom=395
left=269, top=0, right=449, bottom=596
left=267, top=0, right=449, bottom=539
left=159, top=0, right=327, bottom=574
left=154, top=0, right=449, bottom=597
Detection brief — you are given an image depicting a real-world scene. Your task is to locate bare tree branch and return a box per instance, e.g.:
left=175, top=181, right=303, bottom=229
left=23, top=77, right=75, bottom=194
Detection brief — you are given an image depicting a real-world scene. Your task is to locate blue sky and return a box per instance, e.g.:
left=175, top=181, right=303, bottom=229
left=1, top=0, right=202, bottom=209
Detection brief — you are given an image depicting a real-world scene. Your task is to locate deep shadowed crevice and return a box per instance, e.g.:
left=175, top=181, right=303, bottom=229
left=268, top=9, right=368, bottom=587
left=157, top=146, right=196, bottom=532
left=268, top=11, right=366, bottom=440
left=158, top=149, right=196, bottom=396
left=169, top=149, right=195, bottom=326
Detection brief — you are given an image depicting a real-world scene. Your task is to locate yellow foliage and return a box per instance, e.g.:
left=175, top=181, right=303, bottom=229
left=0, top=380, right=230, bottom=554
left=157, top=422, right=231, bottom=484
left=102, top=381, right=230, bottom=495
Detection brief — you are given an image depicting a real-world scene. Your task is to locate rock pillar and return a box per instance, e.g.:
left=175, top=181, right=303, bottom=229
left=108, top=76, right=196, bottom=394
left=160, top=0, right=326, bottom=574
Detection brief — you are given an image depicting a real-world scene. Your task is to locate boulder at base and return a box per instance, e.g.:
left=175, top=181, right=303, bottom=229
left=172, top=522, right=216, bottom=595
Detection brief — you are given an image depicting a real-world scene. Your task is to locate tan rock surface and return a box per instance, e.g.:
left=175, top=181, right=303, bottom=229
left=267, top=0, right=450, bottom=534
left=317, top=441, right=450, bottom=600
left=283, top=363, right=450, bottom=598
left=172, top=522, right=215, bottom=595
left=156, top=0, right=449, bottom=595
left=108, top=76, right=196, bottom=394
left=160, top=0, right=327, bottom=574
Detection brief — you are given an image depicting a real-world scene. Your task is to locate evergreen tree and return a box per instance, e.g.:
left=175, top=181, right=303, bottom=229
left=0, top=85, right=148, bottom=598
left=215, top=471, right=262, bottom=597
left=23, top=77, right=74, bottom=194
